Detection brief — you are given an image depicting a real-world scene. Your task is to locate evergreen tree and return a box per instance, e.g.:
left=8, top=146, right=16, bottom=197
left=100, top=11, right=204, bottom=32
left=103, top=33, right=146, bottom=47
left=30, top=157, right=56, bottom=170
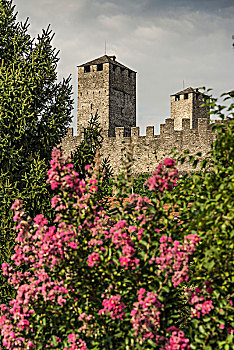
left=0, top=0, right=73, bottom=303
left=71, top=113, right=113, bottom=201
left=0, top=0, right=73, bottom=177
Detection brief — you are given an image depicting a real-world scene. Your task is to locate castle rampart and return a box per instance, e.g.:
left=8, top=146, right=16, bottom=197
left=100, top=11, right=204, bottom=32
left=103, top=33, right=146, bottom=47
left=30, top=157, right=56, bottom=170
left=61, top=55, right=215, bottom=175
left=61, top=117, right=215, bottom=175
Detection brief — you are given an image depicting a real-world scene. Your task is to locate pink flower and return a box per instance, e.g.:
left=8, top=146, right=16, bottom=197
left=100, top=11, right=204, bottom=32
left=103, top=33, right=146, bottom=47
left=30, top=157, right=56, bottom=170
left=130, top=289, right=163, bottom=342
left=87, top=252, right=100, bottom=267
left=165, top=327, right=190, bottom=349
left=190, top=289, right=214, bottom=319
left=68, top=334, right=77, bottom=343
left=99, top=294, right=126, bottom=320
left=11, top=199, right=23, bottom=211
left=155, top=235, right=200, bottom=287
left=67, top=333, right=87, bottom=350
left=68, top=241, right=78, bottom=249
left=145, top=158, right=178, bottom=193
left=164, top=158, right=176, bottom=167
left=27, top=340, right=35, bottom=348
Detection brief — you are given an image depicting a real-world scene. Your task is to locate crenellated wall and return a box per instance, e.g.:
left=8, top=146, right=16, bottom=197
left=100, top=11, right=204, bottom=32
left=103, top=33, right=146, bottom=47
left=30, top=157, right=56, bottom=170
left=61, top=118, right=216, bottom=175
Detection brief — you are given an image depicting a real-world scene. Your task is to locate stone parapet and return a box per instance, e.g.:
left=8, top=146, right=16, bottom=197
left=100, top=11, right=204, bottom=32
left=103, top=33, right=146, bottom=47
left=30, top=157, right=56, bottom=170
left=61, top=117, right=216, bottom=175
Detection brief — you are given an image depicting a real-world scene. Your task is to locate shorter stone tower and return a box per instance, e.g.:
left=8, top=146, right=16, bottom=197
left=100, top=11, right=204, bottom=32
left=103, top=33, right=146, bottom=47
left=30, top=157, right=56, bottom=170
left=77, top=55, right=136, bottom=137
left=171, top=87, right=209, bottom=130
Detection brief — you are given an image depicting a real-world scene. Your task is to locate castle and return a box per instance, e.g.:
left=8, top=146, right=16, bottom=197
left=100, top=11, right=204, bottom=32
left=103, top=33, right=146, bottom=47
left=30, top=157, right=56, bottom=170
left=61, top=55, right=215, bottom=174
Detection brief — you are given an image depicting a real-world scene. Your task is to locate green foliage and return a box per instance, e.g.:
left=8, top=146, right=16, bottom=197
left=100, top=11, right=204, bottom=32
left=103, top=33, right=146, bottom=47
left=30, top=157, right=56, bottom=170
left=0, top=3, right=73, bottom=173
left=157, top=90, right=234, bottom=348
left=133, top=173, right=151, bottom=197
left=71, top=113, right=113, bottom=201
left=0, top=91, right=233, bottom=349
left=71, top=114, right=103, bottom=179
left=0, top=0, right=73, bottom=303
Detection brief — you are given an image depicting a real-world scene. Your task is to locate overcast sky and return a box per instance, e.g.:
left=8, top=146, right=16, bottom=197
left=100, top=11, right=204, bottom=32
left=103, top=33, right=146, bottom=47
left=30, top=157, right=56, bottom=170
left=14, top=0, right=234, bottom=134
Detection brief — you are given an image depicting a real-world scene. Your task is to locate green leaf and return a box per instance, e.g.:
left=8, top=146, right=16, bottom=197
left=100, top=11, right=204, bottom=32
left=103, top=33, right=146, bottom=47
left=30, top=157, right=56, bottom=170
left=147, top=339, right=156, bottom=347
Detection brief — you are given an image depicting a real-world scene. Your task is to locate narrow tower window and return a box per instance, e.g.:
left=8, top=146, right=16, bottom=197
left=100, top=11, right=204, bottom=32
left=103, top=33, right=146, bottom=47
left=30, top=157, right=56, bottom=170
left=84, top=65, right=90, bottom=73
left=97, top=63, right=103, bottom=71
left=175, top=95, right=180, bottom=101
left=184, top=93, right=188, bottom=100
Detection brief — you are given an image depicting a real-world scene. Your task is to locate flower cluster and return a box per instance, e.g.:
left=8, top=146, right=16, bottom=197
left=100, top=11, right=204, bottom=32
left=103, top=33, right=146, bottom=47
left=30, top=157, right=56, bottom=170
left=165, top=327, right=190, bottom=349
left=9, top=199, right=79, bottom=272
left=190, top=286, right=214, bottom=319
left=151, top=234, right=200, bottom=287
left=87, top=252, right=100, bottom=267
left=78, top=313, right=95, bottom=336
left=2, top=147, right=229, bottom=349
left=0, top=268, right=69, bottom=349
left=145, top=158, right=179, bottom=192
left=99, top=294, right=126, bottom=320
left=109, top=220, right=140, bottom=270
left=64, top=334, right=87, bottom=350
left=47, top=148, right=81, bottom=193
left=129, top=193, right=150, bottom=211
left=130, top=289, right=163, bottom=342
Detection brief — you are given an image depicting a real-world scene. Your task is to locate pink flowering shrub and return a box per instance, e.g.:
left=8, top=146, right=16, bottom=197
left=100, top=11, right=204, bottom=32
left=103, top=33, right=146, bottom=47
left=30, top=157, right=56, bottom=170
left=190, top=284, right=215, bottom=319
left=99, top=294, right=126, bottom=320
left=64, top=334, right=87, bottom=350
left=145, top=158, right=178, bottom=192
left=164, top=327, right=190, bottom=350
left=151, top=234, right=200, bottom=287
left=0, top=149, right=233, bottom=349
left=130, top=289, right=163, bottom=342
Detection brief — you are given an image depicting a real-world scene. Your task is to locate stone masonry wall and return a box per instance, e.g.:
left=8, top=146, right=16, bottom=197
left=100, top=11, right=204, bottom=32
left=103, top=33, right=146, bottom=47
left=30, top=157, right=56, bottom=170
left=171, top=91, right=209, bottom=130
left=171, top=93, right=193, bottom=130
left=192, top=94, right=209, bottom=129
left=77, top=63, right=110, bottom=136
left=109, top=64, right=136, bottom=136
left=61, top=118, right=216, bottom=175
left=77, top=58, right=136, bottom=138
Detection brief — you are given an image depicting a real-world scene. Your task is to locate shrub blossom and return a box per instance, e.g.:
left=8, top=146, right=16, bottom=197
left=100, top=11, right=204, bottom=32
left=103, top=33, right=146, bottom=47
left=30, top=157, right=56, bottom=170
left=152, top=234, right=200, bottom=287
left=190, top=286, right=214, bottom=319
left=145, top=158, right=179, bottom=192
left=164, top=327, right=190, bottom=349
left=130, top=289, right=163, bottom=342
left=99, top=294, right=126, bottom=320
left=78, top=313, right=95, bottom=336
left=87, top=252, right=100, bottom=267
left=1, top=150, right=211, bottom=349
left=108, top=220, right=140, bottom=270
left=0, top=149, right=97, bottom=349
left=64, top=334, right=87, bottom=350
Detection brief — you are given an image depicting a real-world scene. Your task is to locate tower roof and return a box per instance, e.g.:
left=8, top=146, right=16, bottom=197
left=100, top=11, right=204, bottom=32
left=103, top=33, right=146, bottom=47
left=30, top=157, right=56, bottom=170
left=171, top=87, right=198, bottom=96
left=78, top=55, right=136, bottom=72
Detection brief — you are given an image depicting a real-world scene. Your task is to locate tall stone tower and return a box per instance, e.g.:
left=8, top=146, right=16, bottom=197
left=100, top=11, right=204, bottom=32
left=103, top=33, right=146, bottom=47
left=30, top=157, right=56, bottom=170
left=170, top=87, right=209, bottom=130
left=77, top=55, right=136, bottom=137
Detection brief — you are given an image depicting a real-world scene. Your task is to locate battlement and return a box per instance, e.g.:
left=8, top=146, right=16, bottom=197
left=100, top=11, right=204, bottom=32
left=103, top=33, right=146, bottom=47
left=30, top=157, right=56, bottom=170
left=61, top=54, right=214, bottom=175
left=104, top=117, right=212, bottom=141
left=64, top=116, right=216, bottom=144
left=61, top=116, right=215, bottom=175
left=112, top=126, right=157, bottom=140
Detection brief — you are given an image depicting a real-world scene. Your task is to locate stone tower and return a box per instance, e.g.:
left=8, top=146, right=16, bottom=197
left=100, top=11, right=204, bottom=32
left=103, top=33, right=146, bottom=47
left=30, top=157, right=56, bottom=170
left=170, top=87, right=209, bottom=130
left=77, top=55, right=136, bottom=137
